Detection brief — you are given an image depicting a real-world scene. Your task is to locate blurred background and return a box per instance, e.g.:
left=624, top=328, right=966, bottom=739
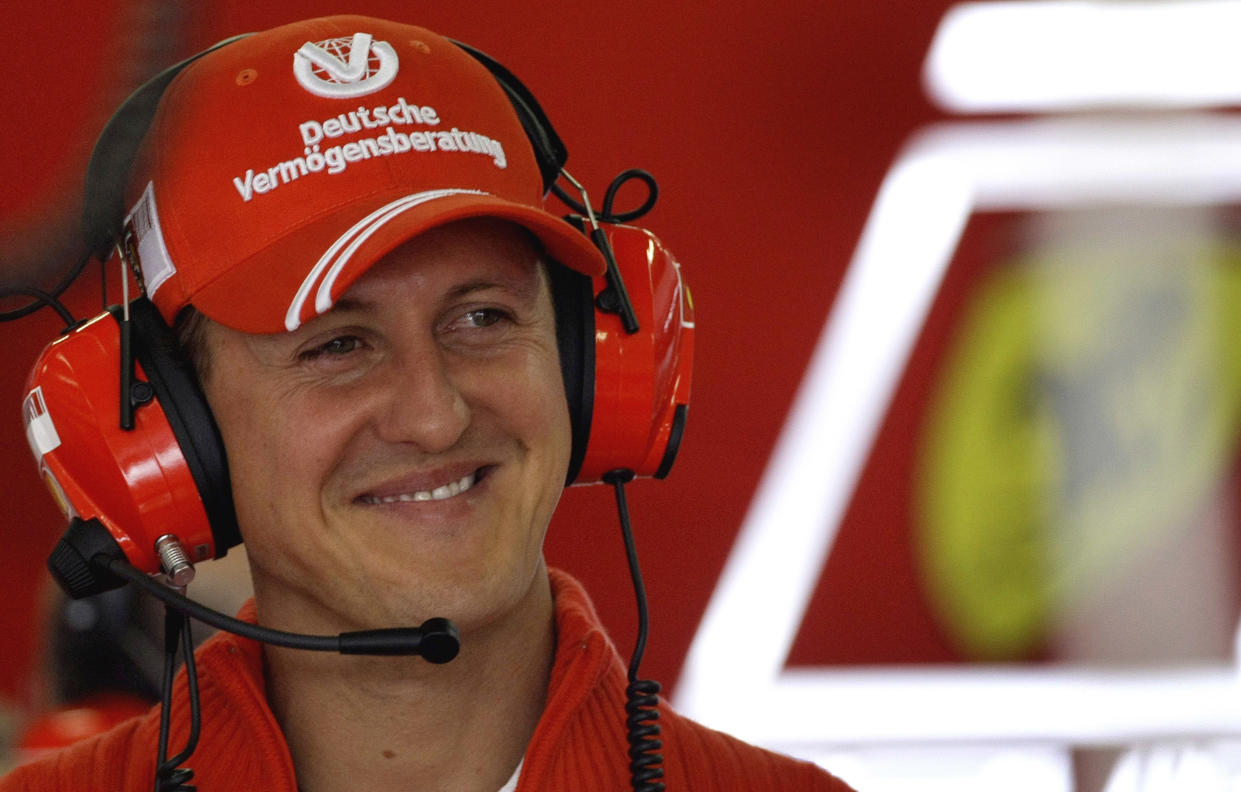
left=5, top=1, right=1241, bottom=789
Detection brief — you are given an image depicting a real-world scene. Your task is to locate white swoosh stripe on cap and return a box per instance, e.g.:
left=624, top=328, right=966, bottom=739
left=313, top=189, right=487, bottom=316
left=284, top=188, right=485, bottom=331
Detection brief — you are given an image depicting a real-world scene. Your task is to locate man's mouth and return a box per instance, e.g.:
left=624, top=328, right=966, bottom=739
left=357, top=470, right=480, bottom=505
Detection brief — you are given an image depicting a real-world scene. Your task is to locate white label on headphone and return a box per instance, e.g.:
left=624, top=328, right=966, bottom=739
left=22, top=387, right=61, bottom=457
left=124, top=182, right=176, bottom=298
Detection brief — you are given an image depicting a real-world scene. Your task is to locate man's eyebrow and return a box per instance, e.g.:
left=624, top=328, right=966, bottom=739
left=444, top=274, right=541, bottom=302
left=325, top=271, right=543, bottom=317
left=326, top=296, right=378, bottom=315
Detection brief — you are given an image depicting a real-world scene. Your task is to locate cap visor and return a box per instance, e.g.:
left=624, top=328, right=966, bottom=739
left=189, top=189, right=605, bottom=333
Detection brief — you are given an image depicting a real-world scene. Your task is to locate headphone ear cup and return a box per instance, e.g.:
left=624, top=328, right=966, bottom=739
left=568, top=224, right=695, bottom=484
left=127, top=298, right=240, bottom=553
left=23, top=299, right=239, bottom=587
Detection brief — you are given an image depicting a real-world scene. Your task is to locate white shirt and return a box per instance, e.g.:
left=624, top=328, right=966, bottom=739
left=497, top=759, right=523, bottom=792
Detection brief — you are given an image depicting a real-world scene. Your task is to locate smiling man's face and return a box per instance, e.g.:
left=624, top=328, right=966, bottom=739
left=199, top=217, right=571, bottom=636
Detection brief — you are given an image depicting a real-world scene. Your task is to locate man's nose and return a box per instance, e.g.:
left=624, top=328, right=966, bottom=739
left=375, top=342, right=471, bottom=453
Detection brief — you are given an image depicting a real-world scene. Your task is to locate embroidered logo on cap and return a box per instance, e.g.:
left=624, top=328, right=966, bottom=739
left=294, top=32, right=398, bottom=99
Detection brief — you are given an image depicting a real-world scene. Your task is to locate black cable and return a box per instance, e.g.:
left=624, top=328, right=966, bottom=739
left=602, top=169, right=659, bottom=224
left=0, top=248, right=93, bottom=324
left=603, top=469, right=666, bottom=792
left=153, top=607, right=198, bottom=791
left=154, top=611, right=199, bottom=791
left=553, top=169, right=658, bottom=225
left=153, top=608, right=178, bottom=792
left=0, top=286, right=79, bottom=329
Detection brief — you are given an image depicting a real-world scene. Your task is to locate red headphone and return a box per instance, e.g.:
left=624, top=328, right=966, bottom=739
left=20, top=36, right=694, bottom=590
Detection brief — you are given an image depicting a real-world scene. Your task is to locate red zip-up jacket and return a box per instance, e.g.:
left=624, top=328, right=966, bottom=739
left=2, top=570, right=853, bottom=791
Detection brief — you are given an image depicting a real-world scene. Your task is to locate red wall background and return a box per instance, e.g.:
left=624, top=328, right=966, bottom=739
left=1, top=0, right=959, bottom=713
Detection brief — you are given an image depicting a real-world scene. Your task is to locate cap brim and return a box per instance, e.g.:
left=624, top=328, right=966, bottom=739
left=188, top=189, right=605, bottom=333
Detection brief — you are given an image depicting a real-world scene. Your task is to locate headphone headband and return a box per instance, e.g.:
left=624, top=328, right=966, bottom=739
left=82, top=35, right=250, bottom=261
left=447, top=39, right=568, bottom=192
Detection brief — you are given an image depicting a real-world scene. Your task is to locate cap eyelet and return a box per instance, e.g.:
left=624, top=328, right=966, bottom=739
left=410, top=40, right=430, bottom=54
left=236, top=68, right=258, bottom=86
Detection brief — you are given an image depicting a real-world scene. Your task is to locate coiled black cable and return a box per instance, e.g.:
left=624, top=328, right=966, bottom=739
left=625, top=678, right=665, bottom=791
left=603, top=469, right=666, bottom=792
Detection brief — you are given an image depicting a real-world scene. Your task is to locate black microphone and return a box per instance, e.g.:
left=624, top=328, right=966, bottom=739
left=48, top=517, right=460, bottom=663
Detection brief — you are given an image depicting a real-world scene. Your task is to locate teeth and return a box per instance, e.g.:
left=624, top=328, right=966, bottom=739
left=363, top=473, right=477, bottom=505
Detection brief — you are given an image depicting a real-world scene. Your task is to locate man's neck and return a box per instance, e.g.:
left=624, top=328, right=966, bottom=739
left=258, top=572, right=556, bottom=792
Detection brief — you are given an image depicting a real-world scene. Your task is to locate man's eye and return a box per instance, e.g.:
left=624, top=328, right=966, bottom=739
left=300, top=335, right=362, bottom=360
left=465, top=309, right=503, bottom=327
left=454, top=309, right=511, bottom=330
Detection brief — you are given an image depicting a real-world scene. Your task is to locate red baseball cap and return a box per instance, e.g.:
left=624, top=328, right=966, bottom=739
left=121, top=15, right=605, bottom=333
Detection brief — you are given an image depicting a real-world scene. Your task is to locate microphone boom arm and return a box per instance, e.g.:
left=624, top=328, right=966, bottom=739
left=48, top=517, right=459, bottom=663
left=102, top=558, right=460, bottom=662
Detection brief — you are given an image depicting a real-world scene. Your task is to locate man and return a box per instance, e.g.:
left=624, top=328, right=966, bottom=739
left=2, top=15, right=853, bottom=791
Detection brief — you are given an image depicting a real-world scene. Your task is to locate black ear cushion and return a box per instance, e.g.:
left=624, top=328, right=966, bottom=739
left=548, top=263, right=595, bottom=485
left=125, top=298, right=241, bottom=554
